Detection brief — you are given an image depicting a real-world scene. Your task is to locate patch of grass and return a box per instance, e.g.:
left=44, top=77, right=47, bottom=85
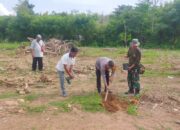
left=0, top=61, right=8, bottom=66
left=22, top=104, right=47, bottom=113
left=134, top=125, right=146, bottom=130
left=0, top=49, right=17, bottom=57
left=134, top=94, right=142, bottom=100
left=138, top=127, right=146, bottom=130
left=141, top=49, right=159, bottom=64
left=142, top=58, right=155, bottom=64
left=79, top=47, right=127, bottom=58
left=161, top=62, right=172, bottom=70
left=154, top=127, right=173, bottom=130
left=49, top=92, right=105, bottom=112
left=171, top=50, right=180, bottom=57
left=24, top=93, right=42, bottom=101
left=31, top=127, right=37, bottom=130
left=143, top=49, right=160, bottom=58
left=165, top=128, right=172, bottom=130
left=0, top=42, right=29, bottom=50
left=0, top=43, right=20, bottom=50
left=143, top=69, right=180, bottom=77
left=142, top=49, right=180, bottom=68
left=127, top=104, right=138, bottom=115
left=27, top=105, right=46, bottom=113
left=50, top=101, right=70, bottom=112
left=0, top=92, right=18, bottom=99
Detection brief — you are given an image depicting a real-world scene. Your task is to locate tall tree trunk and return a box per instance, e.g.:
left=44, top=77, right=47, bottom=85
left=124, top=22, right=127, bottom=47
left=151, top=16, right=155, bottom=33
left=151, top=0, right=159, bottom=33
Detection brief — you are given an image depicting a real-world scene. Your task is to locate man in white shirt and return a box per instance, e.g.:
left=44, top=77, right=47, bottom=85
left=56, top=47, right=78, bottom=97
left=30, top=34, right=45, bottom=71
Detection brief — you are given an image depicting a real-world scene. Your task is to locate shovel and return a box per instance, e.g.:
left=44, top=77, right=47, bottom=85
left=104, top=79, right=113, bottom=101
left=104, top=89, right=109, bottom=102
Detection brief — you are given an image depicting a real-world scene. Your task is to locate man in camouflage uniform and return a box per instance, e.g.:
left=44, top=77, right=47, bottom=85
left=125, top=39, right=141, bottom=95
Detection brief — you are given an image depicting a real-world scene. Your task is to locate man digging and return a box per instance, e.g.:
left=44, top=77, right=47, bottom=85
left=56, top=47, right=79, bottom=97
left=95, top=57, right=116, bottom=94
left=30, top=34, right=45, bottom=71
left=125, top=39, right=141, bottom=95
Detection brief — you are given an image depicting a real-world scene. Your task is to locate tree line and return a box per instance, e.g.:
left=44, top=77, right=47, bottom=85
left=0, top=0, right=179, bottom=48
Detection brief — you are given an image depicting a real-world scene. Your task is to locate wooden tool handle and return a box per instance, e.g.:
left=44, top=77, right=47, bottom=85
left=104, top=90, right=109, bottom=101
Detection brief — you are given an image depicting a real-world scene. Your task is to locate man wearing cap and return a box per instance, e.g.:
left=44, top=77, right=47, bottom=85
left=95, top=57, right=116, bottom=94
left=30, top=34, right=45, bottom=71
left=125, top=39, right=141, bottom=95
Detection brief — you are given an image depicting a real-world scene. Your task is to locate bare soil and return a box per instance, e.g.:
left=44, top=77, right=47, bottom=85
left=0, top=49, right=179, bottom=130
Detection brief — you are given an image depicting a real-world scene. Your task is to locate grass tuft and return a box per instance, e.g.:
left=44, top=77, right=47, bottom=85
left=127, top=104, right=138, bottom=115
left=49, top=92, right=105, bottom=112
left=22, top=104, right=47, bottom=113
left=0, top=92, right=18, bottom=99
left=24, top=93, right=42, bottom=101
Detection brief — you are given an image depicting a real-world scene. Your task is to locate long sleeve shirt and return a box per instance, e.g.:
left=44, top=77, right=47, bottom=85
left=127, top=47, right=141, bottom=67
left=95, top=57, right=115, bottom=86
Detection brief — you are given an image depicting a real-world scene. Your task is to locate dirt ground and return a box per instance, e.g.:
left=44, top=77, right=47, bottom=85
left=0, top=49, right=180, bottom=130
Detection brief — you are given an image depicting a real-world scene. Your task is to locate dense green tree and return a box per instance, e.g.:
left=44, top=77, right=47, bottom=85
left=14, top=0, right=35, bottom=16
left=0, top=0, right=179, bottom=48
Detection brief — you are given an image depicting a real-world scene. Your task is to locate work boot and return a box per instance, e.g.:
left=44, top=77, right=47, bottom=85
left=62, top=92, right=67, bottom=97
left=125, top=90, right=134, bottom=95
left=134, top=88, right=140, bottom=95
left=97, top=86, right=101, bottom=94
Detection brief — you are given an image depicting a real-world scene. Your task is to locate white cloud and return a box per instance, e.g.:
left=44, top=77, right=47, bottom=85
left=0, top=0, right=173, bottom=15
left=0, top=3, right=14, bottom=16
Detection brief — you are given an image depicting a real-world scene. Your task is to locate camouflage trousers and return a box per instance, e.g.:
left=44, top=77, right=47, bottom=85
left=127, top=68, right=140, bottom=94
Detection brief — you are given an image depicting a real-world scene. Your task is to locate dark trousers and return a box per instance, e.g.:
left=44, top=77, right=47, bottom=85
left=32, top=57, right=43, bottom=71
left=96, top=68, right=109, bottom=94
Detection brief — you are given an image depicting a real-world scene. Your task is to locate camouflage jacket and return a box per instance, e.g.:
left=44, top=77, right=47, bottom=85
left=127, top=47, right=141, bottom=67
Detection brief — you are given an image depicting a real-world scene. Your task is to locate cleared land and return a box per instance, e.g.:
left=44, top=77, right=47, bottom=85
left=0, top=45, right=179, bottom=130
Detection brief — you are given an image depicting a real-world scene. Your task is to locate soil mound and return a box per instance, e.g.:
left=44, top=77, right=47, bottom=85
left=101, top=92, right=129, bottom=112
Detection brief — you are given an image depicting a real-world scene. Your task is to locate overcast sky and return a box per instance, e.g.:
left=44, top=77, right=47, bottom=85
left=0, top=0, right=172, bottom=15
